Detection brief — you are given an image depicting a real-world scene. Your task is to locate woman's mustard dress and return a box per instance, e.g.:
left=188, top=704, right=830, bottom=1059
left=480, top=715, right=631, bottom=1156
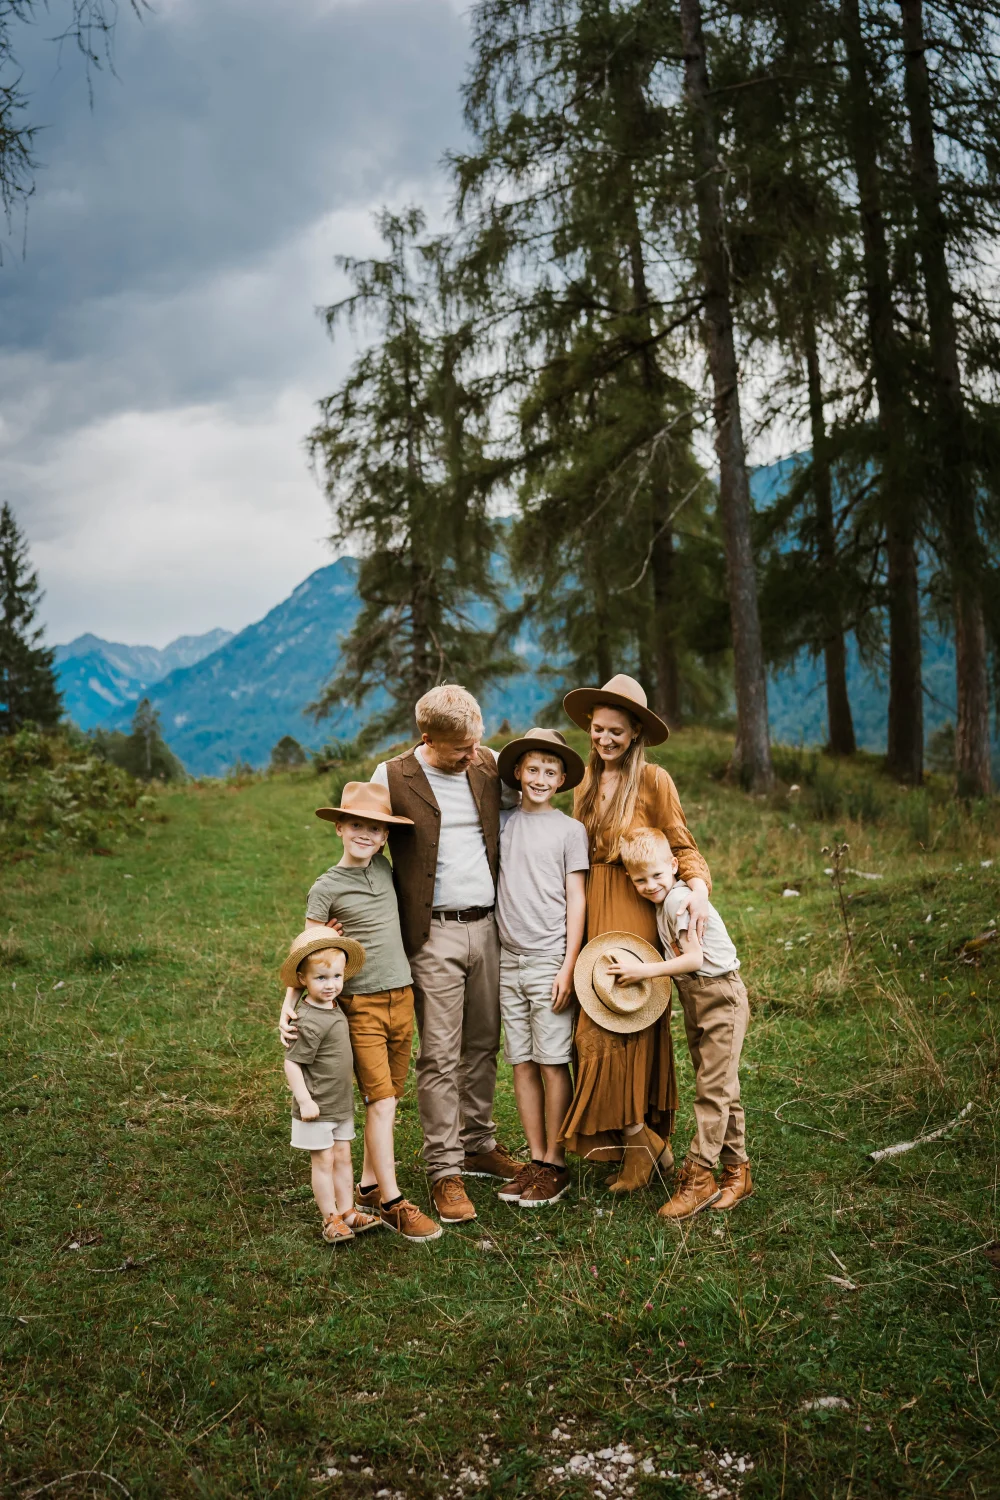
left=560, top=762, right=712, bottom=1159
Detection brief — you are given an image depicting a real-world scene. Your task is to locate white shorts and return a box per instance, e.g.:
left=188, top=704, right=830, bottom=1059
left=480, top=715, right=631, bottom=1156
left=290, top=1117, right=356, bottom=1150
left=500, top=949, right=574, bottom=1066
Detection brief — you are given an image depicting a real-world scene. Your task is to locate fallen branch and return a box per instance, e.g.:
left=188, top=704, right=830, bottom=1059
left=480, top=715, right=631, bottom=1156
left=774, top=1100, right=849, bottom=1142
left=868, top=1102, right=974, bottom=1163
left=23, top=1473, right=131, bottom=1499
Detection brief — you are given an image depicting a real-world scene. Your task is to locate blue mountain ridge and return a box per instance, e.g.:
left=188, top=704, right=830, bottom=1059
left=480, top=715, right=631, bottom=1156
left=55, top=629, right=234, bottom=730
left=53, top=455, right=975, bottom=776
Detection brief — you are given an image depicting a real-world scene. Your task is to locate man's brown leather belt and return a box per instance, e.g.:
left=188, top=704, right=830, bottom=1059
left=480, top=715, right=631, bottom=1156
left=435, top=905, right=494, bottom=923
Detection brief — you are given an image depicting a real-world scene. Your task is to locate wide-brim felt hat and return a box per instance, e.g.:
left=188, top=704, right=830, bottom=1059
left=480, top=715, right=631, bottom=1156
left=497, top=726, right=585, bottom=791
left=280, top=928, right=366, bottom=989
left=562, top=673, right=670, bottom=746
left=315, top=780, right=414, bottom=827
left=574, top=930, right=672, bottom=1035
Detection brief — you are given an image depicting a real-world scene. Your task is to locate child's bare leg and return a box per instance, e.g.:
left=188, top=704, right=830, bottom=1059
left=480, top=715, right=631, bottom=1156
left=540, top=1064, right=572, bottom=1166
left=309, top=1147, right=338, bottom=1218
left=361, top=1096, right=400, bottom=1201
left=511, top=1061, right=546, bottom=1160
left=331, top=1140, right=355, bottom=1217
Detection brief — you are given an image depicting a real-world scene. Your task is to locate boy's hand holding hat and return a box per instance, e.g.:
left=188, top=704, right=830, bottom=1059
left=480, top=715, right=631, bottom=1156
left=573, top=931, right=672, bottom=1034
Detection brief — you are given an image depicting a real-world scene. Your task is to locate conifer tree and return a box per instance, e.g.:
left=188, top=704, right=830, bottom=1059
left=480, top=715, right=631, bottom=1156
left=309, top=209, right=508, bottom=744
left=0, top=501, right=62, bottom=735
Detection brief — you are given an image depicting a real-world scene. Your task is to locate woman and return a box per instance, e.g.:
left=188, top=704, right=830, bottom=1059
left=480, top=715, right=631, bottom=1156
left=559, top=674, right=711, bottom=1191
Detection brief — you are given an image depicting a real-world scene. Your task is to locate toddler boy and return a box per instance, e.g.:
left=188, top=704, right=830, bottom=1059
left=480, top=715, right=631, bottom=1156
left=494, top=727, right=589, bottom=1206
left=615, top=827, right=753, bottom=1219
left=279, top=782, right=442, bottom=1243
left=281, top=930, right=380, bottom=1243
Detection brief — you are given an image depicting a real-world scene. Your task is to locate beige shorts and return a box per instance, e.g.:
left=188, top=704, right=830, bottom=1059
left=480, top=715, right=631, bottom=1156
left=290, top=1117, right=355, bottom=1151
left=500, top=949, right=573, bottom=1066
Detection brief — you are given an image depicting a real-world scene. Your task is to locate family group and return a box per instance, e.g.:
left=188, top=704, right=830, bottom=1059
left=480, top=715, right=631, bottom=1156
left=277, top=675, right=752, bottom=1246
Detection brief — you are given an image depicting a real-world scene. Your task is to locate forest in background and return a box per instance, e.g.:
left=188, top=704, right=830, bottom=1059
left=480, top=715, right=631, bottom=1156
left=308, top=0, right=1000, bottom=799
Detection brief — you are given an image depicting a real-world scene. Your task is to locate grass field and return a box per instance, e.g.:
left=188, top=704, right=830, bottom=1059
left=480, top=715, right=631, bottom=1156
left=2, top=729, right=998, bottom=1500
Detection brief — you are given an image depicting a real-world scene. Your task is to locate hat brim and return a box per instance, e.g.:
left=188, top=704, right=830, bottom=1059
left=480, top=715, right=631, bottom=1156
left=497, top=735, right=585, bottom=791
left=315, top=806, right=414, bottom=826
left=280, top=931, right=367, bottom=989
left=573, top=931, right=672, bottom=1035
left=562, top=687, right=669, bottom=746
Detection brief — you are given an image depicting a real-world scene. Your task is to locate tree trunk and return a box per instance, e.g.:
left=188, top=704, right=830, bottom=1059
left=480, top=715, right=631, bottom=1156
left=679, top=0, right=773, bottom=790
left=841, top=0, right=924, bottom=782
left=803, top=306, right=856, bottom=755
left=899, top=0, right=991, bottom=796
left=651, top=521, right=682, bottom=725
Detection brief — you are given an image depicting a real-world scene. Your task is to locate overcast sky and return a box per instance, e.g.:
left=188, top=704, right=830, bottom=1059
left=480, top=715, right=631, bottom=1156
left=0, top=0, right=469, bottom=647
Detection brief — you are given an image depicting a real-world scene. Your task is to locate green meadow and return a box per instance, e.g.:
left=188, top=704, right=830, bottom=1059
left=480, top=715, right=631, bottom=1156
left=1, top=730, right=998, bottom=1499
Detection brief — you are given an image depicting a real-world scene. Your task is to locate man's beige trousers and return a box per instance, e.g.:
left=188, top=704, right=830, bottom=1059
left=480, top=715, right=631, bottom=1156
left=674, top=971, right=750, bottom=1169
left=408, top=912, right=500, bottom=1181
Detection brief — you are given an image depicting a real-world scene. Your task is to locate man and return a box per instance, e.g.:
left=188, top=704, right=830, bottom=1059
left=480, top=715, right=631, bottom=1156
left=370, top=684, right=520, bottom=1223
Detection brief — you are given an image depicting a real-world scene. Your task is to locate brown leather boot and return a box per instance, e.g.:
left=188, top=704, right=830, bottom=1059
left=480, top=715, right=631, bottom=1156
left=657, top=1158, right=721, bottom=1220
left=711, top=1161, right=753, bottom=1211
left=607, top=1126, right=673, bottom=1194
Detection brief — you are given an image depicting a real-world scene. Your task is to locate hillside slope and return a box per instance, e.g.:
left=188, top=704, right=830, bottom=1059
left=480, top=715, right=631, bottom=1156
left=55, top=629, right=233, bottom=730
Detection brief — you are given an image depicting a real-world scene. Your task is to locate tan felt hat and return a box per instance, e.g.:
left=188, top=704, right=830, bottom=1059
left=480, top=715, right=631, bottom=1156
left=496, top=726, right=585, bottom=791
left=562, top=673, right=670, bottom=746
left=574, top=930, right=672, bottom=1035
left=315, top=780, right=414, bottom=827
left=279, top=928, right=366, bottom=989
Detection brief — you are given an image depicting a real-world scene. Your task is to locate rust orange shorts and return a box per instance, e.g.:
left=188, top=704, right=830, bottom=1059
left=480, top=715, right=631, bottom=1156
left=339, top=985, right=415, bottom=1104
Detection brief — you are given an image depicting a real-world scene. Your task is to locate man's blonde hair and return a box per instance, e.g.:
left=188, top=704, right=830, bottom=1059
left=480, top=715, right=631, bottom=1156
left=415, top=684, right=484, bottom=740
left=619, top=826, right=673, bottom=870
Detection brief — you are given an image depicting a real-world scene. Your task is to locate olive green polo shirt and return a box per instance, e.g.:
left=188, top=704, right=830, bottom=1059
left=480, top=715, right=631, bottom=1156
left=304, top=851, right=411, bottom=996
left=284, top=1001, right=354, bottom=1123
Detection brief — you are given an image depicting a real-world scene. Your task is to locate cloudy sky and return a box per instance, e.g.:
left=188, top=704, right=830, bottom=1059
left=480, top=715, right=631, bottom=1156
left=1, top=0, right=469, bottom=647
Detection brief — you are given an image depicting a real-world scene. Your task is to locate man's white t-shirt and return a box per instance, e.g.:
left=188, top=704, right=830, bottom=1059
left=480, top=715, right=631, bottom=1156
left=371, top=745, right=500, bottom=910
left=655, top=878, right=740, bottom=979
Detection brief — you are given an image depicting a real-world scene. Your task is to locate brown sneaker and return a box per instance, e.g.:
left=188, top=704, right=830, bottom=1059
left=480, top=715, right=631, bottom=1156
left=519, top=1163, right=570, bottom=1206
left=658, top=1158, right=721, bottom=1221
left=711, top=1161, right=753, bottom=1211
left=497, top=1160, right=540, bottom=1203
left=356, top=1182, right=381, bottom=1210
left=380, top=1198, right=444, bottom=1242
left=431, top=1175, right=477, bottom=1222
left=463, top=1142, right=521, bottom=1180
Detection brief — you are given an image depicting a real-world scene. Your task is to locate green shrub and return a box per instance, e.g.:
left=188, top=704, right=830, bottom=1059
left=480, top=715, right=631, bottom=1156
left=807, top=761, right=843, bottom=820
left=907, top=789, right=932, bottom=847
left=0, top=726, right=151, bottom=855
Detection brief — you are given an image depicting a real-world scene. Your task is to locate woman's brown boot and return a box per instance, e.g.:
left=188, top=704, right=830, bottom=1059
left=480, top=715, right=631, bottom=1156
left=607, top=1126, right=673, bottom=1194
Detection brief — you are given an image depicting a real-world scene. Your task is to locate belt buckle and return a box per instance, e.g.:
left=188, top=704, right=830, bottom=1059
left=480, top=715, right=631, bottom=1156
left=455, top=908, right=467, bottom=924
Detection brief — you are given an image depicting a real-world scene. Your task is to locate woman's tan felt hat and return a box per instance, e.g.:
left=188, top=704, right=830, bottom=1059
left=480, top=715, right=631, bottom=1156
left=315, top=780, right=414, bottom=827
left=496, top=726, right=585, bottom=791
left=574, top=930, right=672, bottom=1035
left=280, top=929, right=366, bottom=989
left=562, top=673, right=670, bottom=746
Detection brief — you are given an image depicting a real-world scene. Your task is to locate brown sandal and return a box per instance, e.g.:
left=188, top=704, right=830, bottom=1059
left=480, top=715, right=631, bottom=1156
left=321, top=1212, right=355, bottom=1244
left=343, top=1208, right=383, bottom=1234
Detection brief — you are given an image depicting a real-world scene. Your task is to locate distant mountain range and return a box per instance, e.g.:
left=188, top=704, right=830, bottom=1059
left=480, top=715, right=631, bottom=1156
left=53, top=455, right=978, bottom=776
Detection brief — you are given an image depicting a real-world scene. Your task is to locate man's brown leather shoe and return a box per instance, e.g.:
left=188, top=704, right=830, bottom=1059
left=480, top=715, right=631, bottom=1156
left=711, top=1161, right=753, bottom=1211
left=463, top=1142, right=521, bottom=1180
left=431, top=1175, right=477, bottom=1222
left=657, top=1158, right=721, bottom=1220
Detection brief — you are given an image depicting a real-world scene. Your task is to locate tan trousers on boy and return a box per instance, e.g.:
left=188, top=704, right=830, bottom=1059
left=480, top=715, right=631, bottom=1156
left=408, top=911, right=501, bottom=1182
left=674, top=971, right=750, bottom=1169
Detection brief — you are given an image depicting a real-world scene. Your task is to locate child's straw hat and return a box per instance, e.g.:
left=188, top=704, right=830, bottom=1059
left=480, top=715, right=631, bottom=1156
left=562, top=673, right=670, bottom=746
left=496, top=726, right=585, bottom=791
left=279, top=929, right=366, bottom=989
left=315, top=781, right=414, bottom=826
left=573, top=930, right=672, bottom=1035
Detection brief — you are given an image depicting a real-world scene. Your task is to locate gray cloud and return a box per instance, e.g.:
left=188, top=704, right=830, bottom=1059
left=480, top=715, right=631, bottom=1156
left=0, top=0, right=469, bottom=645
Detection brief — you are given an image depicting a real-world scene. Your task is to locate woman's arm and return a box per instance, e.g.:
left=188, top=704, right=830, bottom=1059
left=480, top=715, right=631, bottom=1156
left=283, top=1058, right=319, bottom=1119
left=552, top=869, right=587, bottom=1012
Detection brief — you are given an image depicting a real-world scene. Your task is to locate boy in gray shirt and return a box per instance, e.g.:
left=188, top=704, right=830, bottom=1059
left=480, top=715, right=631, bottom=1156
left=495, top=728, right=589, bottom=1206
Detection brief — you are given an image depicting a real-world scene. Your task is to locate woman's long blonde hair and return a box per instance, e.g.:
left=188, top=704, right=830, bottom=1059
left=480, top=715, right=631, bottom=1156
left=574, top=708, right=648, bottom=861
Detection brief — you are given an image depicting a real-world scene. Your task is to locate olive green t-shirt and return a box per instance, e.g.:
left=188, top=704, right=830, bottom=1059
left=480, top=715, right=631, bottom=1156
left=284, top=1001, right=354, bottom=1123
left=304, top=852, right=411, bottom=996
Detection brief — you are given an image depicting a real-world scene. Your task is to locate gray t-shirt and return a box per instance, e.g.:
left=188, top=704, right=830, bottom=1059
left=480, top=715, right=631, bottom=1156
left=284, top=1001, right=354, bottom=1123
left=655, top=878, right=740, bottom=978
left=497, top=806, right=590, bottom=958
left=305, top=852, right=411, bottom=995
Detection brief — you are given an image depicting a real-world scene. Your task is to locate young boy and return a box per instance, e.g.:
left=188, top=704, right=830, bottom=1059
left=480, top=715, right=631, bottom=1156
left=494, top=727, right=589, bottom=1206
left=279, top=782, right=442, bottom=1243
left=281, top=930, right=381, bottom=1244
left=613, top=827, right=753, bottom=1219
